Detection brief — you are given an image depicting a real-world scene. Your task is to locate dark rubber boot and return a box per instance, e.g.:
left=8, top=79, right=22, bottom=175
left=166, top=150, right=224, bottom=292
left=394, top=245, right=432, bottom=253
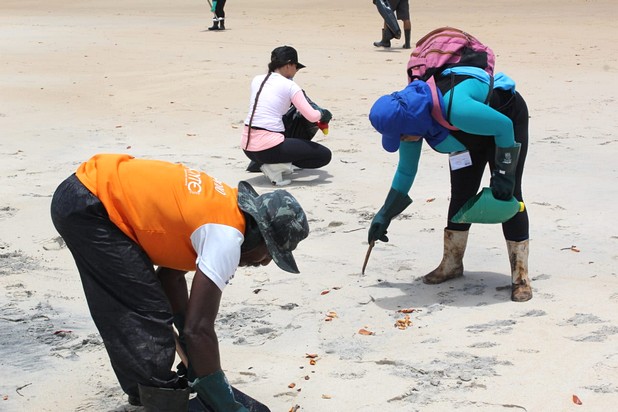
left=246, top=160, right=262, bottom=173
left=207, top=19, right=219, bottom=31
left=403, top=29, right=411, bottom=49
left=373, top=29, right=392, bottom=48
left=219, top=18, right=225, bottom=30
left=127, top=394, right=141, bottom=406
left=138, top=384, right=190, bottom=412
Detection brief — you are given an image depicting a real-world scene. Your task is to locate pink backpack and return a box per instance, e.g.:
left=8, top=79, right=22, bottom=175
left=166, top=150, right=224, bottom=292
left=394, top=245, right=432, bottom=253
left=406, top=27, right=496, bottom=131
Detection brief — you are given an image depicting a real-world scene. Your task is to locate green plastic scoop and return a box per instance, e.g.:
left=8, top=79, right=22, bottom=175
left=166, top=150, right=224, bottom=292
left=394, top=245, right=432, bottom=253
left=451, top=187, right=525, bottom=224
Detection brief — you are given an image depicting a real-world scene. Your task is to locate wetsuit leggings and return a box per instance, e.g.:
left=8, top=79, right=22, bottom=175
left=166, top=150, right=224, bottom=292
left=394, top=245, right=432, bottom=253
left=50, top=174, right=181, bottom=399
left=447, top=91, right=530, bottom=241
left=244, top=138, right=332, bottom=169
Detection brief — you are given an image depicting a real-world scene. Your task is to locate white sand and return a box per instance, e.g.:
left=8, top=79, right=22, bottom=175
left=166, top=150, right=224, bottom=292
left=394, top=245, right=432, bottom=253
left=1, top=0, right=617, bottom=410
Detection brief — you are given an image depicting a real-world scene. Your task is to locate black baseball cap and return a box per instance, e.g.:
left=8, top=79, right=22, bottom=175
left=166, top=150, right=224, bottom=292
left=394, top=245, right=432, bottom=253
left=270, top=46, right=306, bottom=70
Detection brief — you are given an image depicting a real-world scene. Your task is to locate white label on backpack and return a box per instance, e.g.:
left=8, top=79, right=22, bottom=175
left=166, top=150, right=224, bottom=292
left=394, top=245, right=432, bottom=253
left=449, top=151, right=472, bottom=170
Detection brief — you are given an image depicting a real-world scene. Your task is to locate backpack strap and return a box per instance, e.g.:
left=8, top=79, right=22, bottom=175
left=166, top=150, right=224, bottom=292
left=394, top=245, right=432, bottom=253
left=427, top=76, right=459, bottom=131
left=484, top=75, right=494, bottom=104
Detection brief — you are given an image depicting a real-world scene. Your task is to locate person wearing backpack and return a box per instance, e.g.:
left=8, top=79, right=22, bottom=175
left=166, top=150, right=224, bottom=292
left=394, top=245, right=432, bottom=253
left=372, top=0, right=412, bottom=49
left=367, top=68, right=532, bottom=302
left=242, top=46, right=333, bottom=186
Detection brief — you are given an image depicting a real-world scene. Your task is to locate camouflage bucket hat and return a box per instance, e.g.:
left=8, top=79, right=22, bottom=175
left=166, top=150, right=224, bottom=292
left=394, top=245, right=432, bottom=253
left=237, top=181, right=309, bottom=274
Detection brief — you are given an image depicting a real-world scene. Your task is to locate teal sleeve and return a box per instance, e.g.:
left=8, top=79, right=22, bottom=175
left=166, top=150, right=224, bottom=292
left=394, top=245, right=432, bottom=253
left=433, top=134, right=467, bottom=153
left=391, top=140, right=422, bottom=194
left=443, top=78, right=515, bottom=148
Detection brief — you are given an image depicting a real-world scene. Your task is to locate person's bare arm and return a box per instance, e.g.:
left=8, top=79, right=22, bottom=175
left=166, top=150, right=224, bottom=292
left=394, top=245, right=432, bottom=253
left=183, top=268, right=223, bottom=376
left=156, top=267, right=189, bottom=315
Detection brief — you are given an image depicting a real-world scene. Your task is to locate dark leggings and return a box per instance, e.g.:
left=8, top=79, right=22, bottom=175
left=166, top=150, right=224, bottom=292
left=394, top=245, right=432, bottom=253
left=446, top=91, right=530, bottom=241
left=214, top=0, right=226, bottom=18
left=50, top=174, right=181, bottom=398
left=244, top=138, right=332, bottom=169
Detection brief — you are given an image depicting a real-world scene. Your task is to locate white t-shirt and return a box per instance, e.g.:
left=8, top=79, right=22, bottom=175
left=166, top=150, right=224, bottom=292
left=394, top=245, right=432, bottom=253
left=190, top=223, right=244, bottom=291
left=244, top=72, right=302, bottom=132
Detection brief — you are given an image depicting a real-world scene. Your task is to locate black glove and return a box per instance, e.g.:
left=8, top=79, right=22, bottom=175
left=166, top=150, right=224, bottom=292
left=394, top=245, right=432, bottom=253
left=368, top=188, right=412, bottom=243
left=319, top=108, right=332, bottom=123
left=490, top=143, right=521, bottom=200
left=309, top=101, right=332, bottom=124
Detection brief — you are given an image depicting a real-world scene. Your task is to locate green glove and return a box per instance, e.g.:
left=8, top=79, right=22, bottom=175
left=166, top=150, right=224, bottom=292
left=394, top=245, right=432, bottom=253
left=192, top=370, right=248, bottom=412
left=368, top=188, right=412, bottom=243
left=490, top=143, right=521, bottom=201
left=211, top=0, right=217, bottom=12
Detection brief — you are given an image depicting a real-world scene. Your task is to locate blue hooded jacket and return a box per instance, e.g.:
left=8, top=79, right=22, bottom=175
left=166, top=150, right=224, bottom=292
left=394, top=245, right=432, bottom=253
left=369, top=80, right=449, bottom=152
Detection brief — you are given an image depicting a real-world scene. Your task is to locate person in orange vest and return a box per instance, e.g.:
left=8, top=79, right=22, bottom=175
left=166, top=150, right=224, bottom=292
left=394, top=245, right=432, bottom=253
left=50, top=154, right=309, bottom=411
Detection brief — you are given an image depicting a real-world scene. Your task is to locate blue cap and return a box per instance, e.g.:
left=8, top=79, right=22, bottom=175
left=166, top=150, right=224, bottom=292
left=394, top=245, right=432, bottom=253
left=369, top=81, right=449, bottom=152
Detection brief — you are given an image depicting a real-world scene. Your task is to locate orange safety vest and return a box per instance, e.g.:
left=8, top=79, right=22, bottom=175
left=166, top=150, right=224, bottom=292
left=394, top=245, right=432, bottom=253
left=75, top=154, right=245, bottom=271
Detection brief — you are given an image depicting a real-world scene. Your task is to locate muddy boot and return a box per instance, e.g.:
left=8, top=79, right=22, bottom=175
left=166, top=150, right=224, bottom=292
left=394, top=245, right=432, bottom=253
left=507, top=239, right=532, bottom=302
left=403, top=29, right=411, bottom=49
left=423, top=229, right=469, bottom=284
left=207, top=18, right=220, bottom=31
left=373, top=29, right=392, bottom=48
left=138, top=384, right=190, bottom=412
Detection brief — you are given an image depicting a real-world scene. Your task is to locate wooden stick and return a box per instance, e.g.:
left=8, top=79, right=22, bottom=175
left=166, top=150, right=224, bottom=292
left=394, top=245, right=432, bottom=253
left=361, top=241, right=375, bottom=275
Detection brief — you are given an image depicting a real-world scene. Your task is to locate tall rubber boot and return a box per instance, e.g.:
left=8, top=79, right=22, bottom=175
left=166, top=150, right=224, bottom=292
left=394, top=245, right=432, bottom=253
left=423, top=229, right=469, bottom=284
left=218, top=18, right=225, bottom=30
left=403, top=29, right=411, bottom=49
left=373, top=29, right=392, bottom=48
left=138, top=384, right=190, bottom=412
left=207, top=18, right=219, bottom=31
left=507, top=239, right=533, bottom=302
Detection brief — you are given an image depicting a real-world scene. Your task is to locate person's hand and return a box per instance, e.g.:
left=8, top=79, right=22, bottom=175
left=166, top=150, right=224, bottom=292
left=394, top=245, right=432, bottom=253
left=368, top=211, right=391, bottom=243
left=211, top=0, right=217, bottom=12
left=490, top=143, right=521, bottom=201
left=193, top=370, right=249, bottom=412
left=490, top=171, right=515, bottom=200
left=319, top=109, right=332, bottom=124
left=367, top=188, right=413, bottom=244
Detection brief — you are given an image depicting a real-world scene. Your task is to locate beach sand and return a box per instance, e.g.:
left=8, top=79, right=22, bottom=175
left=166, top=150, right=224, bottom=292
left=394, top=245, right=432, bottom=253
left=1, top=0, right=618, bottom=411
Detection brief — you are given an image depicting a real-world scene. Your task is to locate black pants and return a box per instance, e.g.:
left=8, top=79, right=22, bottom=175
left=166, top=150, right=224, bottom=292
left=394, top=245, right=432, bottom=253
left=446, top=90, right=530, bottom=241
left=244, top=138, right=332, bottom=169
left=50, top=174, right=181, bottom=398
left=214, top=0, right=226, bottom=19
